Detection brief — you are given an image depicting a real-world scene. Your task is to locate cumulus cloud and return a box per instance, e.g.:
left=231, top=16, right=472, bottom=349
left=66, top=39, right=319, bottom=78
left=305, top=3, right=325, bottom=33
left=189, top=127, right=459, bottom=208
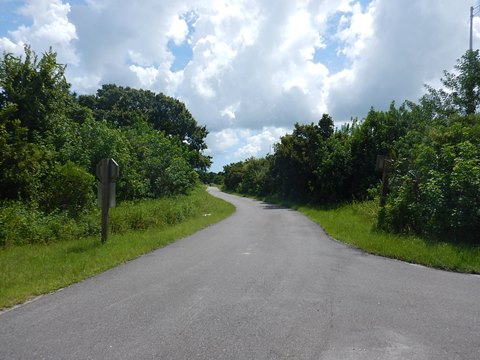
left=0, top=0, right=78, bottom=63
left=326, top=0, right=474, bottom=120
left=0, top=0, right=477, bottom=171
left=234, top=127, right=288, bottom=159
left=206, top=126, right=288, bottom=169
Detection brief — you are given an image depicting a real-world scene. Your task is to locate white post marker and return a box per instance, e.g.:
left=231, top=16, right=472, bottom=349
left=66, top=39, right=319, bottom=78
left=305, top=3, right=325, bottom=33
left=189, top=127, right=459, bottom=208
left=96, top=158, right=119, bottom=243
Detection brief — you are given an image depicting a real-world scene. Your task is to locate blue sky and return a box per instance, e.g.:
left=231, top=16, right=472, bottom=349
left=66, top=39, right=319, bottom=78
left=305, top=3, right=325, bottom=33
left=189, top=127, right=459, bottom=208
left=0, top=1, right=24, bottom=35
left=0, top=0, right=477, bottom=171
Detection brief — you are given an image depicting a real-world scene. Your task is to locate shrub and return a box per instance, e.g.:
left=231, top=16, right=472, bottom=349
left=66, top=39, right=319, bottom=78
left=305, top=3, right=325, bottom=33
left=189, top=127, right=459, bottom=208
left=380, top=115, right=480, bottom=243
left=41, top=161, right=95, bottom=216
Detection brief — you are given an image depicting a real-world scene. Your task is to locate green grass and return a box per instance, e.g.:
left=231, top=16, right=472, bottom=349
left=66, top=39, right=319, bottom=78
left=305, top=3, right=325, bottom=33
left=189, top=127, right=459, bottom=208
left=0, top=187, right=235, bottom=309
left=295, top=200, right=480, bottom=274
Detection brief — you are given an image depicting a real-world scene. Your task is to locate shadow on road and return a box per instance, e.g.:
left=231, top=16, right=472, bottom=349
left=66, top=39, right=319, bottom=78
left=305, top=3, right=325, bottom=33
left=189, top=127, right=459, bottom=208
left=260, top=203, right=292, bottom=210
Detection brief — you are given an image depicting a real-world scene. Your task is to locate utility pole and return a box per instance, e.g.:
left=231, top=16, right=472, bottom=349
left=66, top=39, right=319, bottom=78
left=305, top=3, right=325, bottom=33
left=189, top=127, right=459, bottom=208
left=470, top=5, right=480, bottom=51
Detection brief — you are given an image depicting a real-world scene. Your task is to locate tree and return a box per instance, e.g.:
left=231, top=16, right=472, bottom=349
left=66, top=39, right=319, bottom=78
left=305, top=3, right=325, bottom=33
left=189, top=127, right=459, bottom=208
left=380, top=114, right=480, bottom=243
left=78, top=84, right=157, bottom=127
left=349, top=103, right=409, bottom=198
left=0, top=46, right=70, bottom=141
left=318, top=113, right=334, bottom=139
left=0, top=119, right=52, bottom=201
left=423, top=49, right=480, bottom=116
left=79, top=84, right=211, bottom=171
left=0, top=47, right=70, bottom=201
left=313, top=134, right=352, bottom=203
left=270, top=122, right=323, bottom=200
left=223, top=162, right=245, bottom=192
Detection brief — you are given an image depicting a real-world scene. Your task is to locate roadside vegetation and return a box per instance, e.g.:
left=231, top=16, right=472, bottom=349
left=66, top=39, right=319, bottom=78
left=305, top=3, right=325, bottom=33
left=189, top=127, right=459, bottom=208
left=0, top=186, right=235, bottom=309
left=0, top=46, right=212, bottom=248
left=0, top=47, right=236, bottom=309
left=220, top=49, right=480, bottom=271
left=297, top=201, right=480, bottom=273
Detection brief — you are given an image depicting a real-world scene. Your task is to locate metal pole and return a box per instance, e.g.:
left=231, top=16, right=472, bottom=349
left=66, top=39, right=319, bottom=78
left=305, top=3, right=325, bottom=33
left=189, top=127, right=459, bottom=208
left=471, top=6, right=474, bottom=51
left=470, top=5, right=480, bottom=51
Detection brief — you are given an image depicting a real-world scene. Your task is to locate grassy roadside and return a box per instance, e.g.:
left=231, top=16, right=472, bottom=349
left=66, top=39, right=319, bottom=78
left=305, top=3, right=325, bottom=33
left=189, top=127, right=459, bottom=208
left=0, top=187, right=235, bottom=309
left=295, top=200, right=480, bottom=274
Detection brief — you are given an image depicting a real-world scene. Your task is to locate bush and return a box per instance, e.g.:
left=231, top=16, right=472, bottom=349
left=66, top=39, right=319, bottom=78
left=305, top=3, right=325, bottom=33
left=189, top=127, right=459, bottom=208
left=41, top=161, right=95, bottom=216
left=156, top=157, right=198, bottom=196
left=380, top=115, right=480, bottom=243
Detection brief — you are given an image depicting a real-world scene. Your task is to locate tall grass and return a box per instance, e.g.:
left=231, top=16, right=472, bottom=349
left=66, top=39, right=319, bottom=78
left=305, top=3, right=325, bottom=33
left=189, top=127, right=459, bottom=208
left=0, top=187, right=235, bottom=309
left=0, top=202, right=98, bottom=247
left=0, top=186, right=224, bottom=247
left=296, top=201, right=480, bottom=274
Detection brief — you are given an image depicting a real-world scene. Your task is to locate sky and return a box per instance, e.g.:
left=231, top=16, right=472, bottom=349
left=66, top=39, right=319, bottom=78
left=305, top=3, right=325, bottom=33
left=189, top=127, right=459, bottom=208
left=1, top=0, right=479, bottom=172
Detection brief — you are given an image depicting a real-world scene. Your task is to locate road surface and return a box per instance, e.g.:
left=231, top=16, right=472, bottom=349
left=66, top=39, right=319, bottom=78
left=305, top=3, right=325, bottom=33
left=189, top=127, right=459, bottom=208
left=0, top=188, right=479, bottom=359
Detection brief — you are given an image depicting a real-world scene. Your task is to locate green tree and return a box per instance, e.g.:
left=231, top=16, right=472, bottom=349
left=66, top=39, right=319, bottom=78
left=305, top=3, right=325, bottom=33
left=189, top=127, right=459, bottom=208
left=79, top=84, right=211, bottom=171
left=0, top=46, right=70, bottom=141
left=271, top=122, right=323, bottom=200
left=380, top=114, right=480, bottom=243
left=0, top=118, right=52, bottom=201
left=349, top=103, right=409, bottom=198
left=78, top=84, right=157, bottom=127
left=223, top=162, right=245, bottom=192
left=318, top=113, right=334, bottom=139
left=312, top=134, right=352, bottom=203
left=0, top=47, right=70, bottom=202
left=423, top=50, right=480, bottom=116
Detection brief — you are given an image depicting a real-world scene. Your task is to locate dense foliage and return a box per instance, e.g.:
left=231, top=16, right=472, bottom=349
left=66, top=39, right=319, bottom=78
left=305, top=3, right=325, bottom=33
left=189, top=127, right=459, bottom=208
left=223, top=50, right=480, bottom=244
left=0, top=47, right=210, bottom=246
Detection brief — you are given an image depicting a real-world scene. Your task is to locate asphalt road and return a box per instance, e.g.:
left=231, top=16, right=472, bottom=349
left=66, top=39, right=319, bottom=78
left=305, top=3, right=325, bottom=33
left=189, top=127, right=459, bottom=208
left=1, top=188, right=479, bottom=359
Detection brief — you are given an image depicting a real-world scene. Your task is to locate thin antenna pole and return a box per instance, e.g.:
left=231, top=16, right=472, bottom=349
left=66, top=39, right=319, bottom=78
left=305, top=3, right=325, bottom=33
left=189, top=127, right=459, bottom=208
left=470, top=4, right=480, bottom=51
left=471, top=6, right=474, bottom=51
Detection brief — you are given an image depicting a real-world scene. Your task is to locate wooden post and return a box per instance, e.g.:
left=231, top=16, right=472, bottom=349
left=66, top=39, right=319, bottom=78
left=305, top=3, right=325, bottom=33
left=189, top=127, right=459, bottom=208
left=96, top=159, right=119, bottom=243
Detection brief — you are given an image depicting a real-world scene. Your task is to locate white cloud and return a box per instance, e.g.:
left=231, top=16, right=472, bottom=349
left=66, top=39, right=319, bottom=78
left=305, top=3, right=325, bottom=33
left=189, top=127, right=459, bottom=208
left=206, top=126, right=288, bottom=170
left=70, top=73, right=101, bottom=94
left=207, top=128, right=241, bottom=154
left=234, top=127, right=288, bottom=159
left=335, top=1, right=375, bottom=59
left=0, top=37, right=24, bottom=54
left=167, top=15, right=189, bottom=45
left=0, top=0, right=477, bottom=171
left=3, top=0, right=78, bottom=64
left=326, top=0, right=475, bottom=121
left=129, top=65, right=160, bottom=88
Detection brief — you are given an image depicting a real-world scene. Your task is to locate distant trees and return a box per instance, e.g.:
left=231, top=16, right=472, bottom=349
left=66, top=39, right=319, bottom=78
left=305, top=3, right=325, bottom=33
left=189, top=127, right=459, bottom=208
left=78, top=84, right=211, bottom=171
left=0, top=46, right=209, bottom=217
left=223, top=50, right=480, bottom=244
left=223, top=157, right=272, bottom=196
left=224, top=108, right=406, bottom=204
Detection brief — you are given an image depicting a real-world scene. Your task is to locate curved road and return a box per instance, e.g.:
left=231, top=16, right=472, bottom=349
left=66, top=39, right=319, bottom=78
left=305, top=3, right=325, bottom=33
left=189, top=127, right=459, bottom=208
left=1, top=188, right=479, bottom=359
